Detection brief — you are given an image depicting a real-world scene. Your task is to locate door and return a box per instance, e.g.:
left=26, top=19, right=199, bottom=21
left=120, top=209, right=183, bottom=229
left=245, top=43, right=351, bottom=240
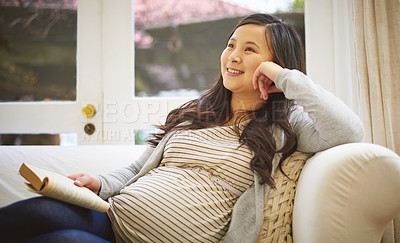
left=0, top=0, right=103, bottom=145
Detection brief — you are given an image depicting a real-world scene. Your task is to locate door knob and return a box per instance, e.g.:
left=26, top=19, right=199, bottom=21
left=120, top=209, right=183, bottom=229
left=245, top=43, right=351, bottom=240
left=82, top=104, right=96, bottom=118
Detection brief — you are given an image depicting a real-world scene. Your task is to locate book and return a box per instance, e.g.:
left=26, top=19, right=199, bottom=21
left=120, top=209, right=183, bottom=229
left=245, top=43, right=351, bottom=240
left=19, top=162, right=109, bottom=213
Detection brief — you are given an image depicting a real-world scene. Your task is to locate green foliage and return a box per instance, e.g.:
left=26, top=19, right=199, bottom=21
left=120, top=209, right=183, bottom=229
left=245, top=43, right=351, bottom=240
left=292, top=0, right=305, bottom=10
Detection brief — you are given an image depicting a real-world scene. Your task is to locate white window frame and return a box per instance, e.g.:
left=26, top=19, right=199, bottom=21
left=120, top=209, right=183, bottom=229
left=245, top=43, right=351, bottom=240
left=305, top=0, right=358, bottom=113
left=99, top=0, right=190, bottom=145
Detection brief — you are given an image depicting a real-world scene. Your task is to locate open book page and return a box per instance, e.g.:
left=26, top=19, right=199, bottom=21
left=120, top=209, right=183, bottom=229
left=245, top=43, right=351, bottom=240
left=23, top=164, right=109, bottom=213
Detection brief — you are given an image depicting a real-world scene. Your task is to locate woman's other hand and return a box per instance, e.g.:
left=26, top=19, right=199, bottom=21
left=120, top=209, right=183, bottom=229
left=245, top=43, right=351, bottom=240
left=67, top=173, right=101, bottom=195
left=252, top=61, right=284, bottom=100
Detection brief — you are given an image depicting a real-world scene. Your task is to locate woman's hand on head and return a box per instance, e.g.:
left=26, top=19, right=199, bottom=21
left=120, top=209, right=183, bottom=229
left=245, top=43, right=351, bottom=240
left=252, top=61, right=284, bottom=100
left=67, top=173, right=101, bottom=195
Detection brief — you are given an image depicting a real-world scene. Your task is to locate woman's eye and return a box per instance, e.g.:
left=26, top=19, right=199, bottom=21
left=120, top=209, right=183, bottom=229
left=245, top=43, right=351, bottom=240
left=245, top=47, right=255, bottom=52
left=227, top=43, right=234, bottom=48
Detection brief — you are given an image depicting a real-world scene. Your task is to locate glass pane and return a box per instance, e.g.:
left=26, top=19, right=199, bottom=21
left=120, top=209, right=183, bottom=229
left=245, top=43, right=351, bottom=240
left=134, top=129, right=159, bottom=145
left=134, top=0, right=305, bottom=97
left=0, top=0, right=77, bottom=102
left=0, top=133, right=77, bottom=145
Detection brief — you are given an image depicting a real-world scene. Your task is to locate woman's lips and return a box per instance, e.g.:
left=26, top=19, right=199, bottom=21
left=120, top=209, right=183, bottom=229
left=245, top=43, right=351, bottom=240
left=226, top=68, right=244, bottom=76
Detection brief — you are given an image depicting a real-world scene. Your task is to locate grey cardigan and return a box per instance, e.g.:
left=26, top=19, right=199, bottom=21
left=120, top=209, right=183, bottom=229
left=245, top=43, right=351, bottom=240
left=98, top=69, right=364, bottom=243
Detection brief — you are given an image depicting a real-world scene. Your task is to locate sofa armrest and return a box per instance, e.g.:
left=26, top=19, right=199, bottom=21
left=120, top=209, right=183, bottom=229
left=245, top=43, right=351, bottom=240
left=293, top=143, right=400, bottom=243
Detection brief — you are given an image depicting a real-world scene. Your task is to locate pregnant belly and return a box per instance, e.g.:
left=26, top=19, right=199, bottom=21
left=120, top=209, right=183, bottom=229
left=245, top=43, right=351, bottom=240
left=108, top=166, right=237, bottom=242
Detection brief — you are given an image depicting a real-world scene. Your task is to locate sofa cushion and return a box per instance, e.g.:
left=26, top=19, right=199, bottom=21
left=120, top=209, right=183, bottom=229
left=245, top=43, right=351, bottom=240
left=257, top=151, right=313, bottom=242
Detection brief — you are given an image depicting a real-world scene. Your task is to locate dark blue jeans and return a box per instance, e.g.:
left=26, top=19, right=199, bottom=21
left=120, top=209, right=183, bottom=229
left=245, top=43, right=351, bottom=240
left=0, top=197, right=115, bottom=243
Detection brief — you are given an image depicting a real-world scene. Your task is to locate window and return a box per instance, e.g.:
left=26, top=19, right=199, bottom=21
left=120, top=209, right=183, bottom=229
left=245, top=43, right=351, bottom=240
left=0, top=0, right=103, bottom=145
left=4, top=0, right=354, bottom=147
left=134, top=0, right=305, bottom=98
left=0, top=0, right=77, bottom=102
left=132, top=0, right=305, bottom=144
left=0, top=0, right=78, bottom=145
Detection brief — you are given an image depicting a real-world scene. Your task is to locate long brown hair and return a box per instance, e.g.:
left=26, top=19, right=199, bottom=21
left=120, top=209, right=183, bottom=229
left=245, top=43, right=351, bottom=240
left=149, top=14, right=305, bottom=187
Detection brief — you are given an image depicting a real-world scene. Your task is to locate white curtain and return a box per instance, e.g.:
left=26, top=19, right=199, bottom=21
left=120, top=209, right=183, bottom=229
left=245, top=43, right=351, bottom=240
left=352, top=0, right=400, bottom=153
left=351, top=0, right=400, bottom=242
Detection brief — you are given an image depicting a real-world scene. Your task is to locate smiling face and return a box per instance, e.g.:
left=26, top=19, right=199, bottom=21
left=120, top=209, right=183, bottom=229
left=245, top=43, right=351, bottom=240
left=221, top=24, right=274, bottom=100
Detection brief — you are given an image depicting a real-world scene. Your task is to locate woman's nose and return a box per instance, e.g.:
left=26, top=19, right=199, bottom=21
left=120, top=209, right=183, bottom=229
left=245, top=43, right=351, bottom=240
left=229, top=51, right=241, bottom=63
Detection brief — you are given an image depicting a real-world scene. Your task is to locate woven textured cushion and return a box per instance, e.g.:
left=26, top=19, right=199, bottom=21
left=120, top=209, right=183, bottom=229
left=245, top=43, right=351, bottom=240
left=257, top=151, right=314, bottom=243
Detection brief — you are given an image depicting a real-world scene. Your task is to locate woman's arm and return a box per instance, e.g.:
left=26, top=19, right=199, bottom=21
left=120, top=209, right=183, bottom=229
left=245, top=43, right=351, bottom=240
left=276, top=69, right=364, bottom=152
left=253, top=62, right=364, bottom=153
left=68, top=146, right=155, bottom=199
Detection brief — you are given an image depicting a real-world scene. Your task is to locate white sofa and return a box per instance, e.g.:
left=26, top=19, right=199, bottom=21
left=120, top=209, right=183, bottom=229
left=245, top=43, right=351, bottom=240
left=0, top=143, right=399, bottom=243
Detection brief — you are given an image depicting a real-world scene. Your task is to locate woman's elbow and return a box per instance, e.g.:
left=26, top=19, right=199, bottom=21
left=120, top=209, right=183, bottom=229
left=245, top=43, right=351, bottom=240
left=346, top=118, right=365, bottom=143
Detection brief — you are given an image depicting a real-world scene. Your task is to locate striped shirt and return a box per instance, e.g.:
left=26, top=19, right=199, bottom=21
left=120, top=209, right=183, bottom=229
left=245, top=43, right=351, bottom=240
left=108, top=124, right=254, bottom=242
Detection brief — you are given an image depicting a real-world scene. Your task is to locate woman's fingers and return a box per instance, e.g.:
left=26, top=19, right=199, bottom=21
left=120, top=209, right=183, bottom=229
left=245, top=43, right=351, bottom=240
left=252, top=63, right=267, bottom=90
left=67, top=173, right=101, bottom=195
left=67, top=173, right=83, bottom=184
left=257, top=74, right=267, bottom=98
left=253, top=61, right=284, bottom=100
left=263, top=78, right=273, bottom=100
left=67, top=173, right=84, bottom=186
left=254, top=73, right=272, bottom=100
